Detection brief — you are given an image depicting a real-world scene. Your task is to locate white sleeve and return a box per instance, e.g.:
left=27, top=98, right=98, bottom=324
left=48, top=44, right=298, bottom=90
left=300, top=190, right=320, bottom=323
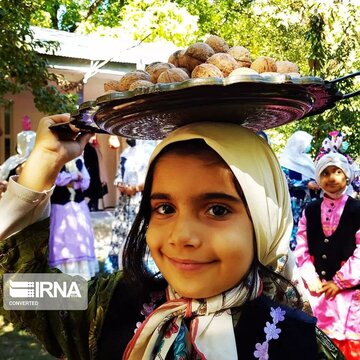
left=0, top=176, right=54, bottom=240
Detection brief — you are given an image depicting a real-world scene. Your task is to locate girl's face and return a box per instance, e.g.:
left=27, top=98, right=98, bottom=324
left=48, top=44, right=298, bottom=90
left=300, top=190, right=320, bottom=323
left=319, top=165, right=347, bottom=195
left=146, top=151, right=254, bottom=299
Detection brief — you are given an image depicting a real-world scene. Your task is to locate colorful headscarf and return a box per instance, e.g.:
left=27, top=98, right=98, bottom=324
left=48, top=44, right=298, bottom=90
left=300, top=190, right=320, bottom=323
left=124, top=122, right=307, bottom=360
left=279, top=130, right=315, bottom=180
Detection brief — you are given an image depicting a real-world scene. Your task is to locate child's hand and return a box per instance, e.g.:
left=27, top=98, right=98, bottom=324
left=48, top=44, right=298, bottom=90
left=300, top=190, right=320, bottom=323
left=35, top=114, right=92, bottom=165
left=320, top=280, right=340, bottom=299
left=306, top=277, right=323, bottom=293
left=18, top=114, right=93, bottom=192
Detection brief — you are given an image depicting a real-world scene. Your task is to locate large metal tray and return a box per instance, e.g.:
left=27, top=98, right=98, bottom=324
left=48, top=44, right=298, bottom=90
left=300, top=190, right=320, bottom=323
left=51, top=71, right=360, bottom=139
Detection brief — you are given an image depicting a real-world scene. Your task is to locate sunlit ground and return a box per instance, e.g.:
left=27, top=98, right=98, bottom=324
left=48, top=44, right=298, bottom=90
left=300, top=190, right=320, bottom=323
left=0, top=316, right=54, bottom=359
left=0, top=211, right=112, bottom=359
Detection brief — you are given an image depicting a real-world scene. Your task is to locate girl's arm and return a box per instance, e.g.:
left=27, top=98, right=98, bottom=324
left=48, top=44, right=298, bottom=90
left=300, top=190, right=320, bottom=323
left=0, top=114, right=92, bottom=240
left=294, top=212, right=323, bottom=293
left=0, top=176, right=53, bottom=240
left=333, top=229, right=360, bottom=289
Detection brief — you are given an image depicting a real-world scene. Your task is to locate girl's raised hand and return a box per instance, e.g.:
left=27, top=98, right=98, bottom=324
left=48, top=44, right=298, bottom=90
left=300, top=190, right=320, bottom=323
left=35, top=114, right=93, bottom=164
left=18, top=114, right=93, bottom=192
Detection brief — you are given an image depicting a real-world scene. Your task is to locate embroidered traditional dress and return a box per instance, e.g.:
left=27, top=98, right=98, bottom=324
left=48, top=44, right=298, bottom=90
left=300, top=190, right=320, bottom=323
left=295, top=194, right=360, bottom=359
left=0, top=220, right=343, bottom=360
left=49, top=157, right=99, bottom=280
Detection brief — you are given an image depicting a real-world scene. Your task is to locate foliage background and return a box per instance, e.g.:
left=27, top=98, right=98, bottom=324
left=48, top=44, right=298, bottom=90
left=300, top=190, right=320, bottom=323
left=0, top=0, right=359, bottom=155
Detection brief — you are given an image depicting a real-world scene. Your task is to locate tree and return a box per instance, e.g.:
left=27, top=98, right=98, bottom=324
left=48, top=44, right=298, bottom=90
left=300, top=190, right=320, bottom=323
left=3, top=0, right=360, bottom=154
left=0, top=0, right=78, bottom=114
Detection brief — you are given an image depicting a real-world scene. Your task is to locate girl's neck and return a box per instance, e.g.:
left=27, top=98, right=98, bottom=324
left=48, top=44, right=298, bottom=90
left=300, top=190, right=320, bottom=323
left=323, top=188, right=347, bottom=200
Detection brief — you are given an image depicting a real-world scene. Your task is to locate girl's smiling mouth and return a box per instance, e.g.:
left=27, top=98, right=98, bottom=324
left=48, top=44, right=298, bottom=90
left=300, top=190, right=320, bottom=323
left=164, top=254, right=216, bottom=271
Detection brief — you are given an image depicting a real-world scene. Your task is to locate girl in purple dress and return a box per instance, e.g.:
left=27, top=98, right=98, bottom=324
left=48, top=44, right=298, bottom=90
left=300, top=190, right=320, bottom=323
left=49, top=156, right=99, bottom=280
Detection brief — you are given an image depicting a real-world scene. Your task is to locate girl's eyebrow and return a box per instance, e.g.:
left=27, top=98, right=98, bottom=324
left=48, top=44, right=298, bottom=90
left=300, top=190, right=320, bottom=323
left=150, top=192, right=241, bottom=202
left=200, top=192, right=241, bottom=202
left=150, top=193, right=170, bottom=200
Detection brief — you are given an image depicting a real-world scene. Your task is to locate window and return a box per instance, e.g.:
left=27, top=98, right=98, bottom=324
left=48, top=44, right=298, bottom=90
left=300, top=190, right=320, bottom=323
left=0, top=101, right=13, bottom=164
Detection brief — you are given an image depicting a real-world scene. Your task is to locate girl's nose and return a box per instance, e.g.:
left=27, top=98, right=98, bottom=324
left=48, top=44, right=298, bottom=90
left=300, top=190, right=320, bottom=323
left=168, top=214, right=201, bottom=248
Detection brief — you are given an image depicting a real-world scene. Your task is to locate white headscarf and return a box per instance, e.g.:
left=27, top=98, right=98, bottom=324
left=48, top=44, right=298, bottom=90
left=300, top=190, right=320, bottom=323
left=315, top=153, right=352, bottom=199
left=150, top=122, right=292, bottom=269
left=125, top=122, right=307, bottom=360
left=279, top=130, right=315, bottom=180
left=0, top=130, right=36, bottom=180
left=315, top=152, right=352, bottom=184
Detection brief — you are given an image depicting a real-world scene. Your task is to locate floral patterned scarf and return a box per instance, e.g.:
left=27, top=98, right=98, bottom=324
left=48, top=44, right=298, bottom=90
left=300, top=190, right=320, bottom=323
left=123, top=271, right=261, bottom=360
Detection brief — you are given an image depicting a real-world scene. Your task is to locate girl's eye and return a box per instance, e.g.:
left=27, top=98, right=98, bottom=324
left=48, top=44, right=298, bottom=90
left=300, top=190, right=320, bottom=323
left=154, top=204, right=175, bottom=215
left=207, top=205, right=230, bottom=217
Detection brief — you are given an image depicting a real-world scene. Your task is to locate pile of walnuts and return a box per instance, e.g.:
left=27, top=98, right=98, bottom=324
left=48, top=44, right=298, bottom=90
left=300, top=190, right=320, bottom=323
left=104, top=35, right=300, bottom=92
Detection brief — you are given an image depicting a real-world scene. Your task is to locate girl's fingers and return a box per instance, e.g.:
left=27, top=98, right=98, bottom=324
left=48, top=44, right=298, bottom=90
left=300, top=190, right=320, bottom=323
left=77, top=132, right=94, bottom=148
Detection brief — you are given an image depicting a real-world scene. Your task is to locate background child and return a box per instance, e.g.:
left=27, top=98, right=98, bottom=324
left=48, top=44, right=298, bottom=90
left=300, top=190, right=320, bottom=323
left=294, top=152, right=360, bottom=359
left=49, top=156, right=99, bottom=280
left=0, top=115, right=343, bottom=359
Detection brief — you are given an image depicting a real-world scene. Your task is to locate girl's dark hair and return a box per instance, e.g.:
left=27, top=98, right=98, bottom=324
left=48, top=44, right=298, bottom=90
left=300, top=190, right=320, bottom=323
left=122, top=139, right=302, bottom=308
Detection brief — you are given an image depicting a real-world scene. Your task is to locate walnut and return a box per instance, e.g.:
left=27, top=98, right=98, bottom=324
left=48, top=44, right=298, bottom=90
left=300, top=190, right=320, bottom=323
left=205, top=35, right=230, bottom=53
left=286, top=72, right=301, bottom=78
left=191, top=63, right=224, bottom=78
left=206, top=53, right=239, bottom=77
left=227, top=46, right=252, bottom=68
left=229, top=67, right=259, bottom=76
left=275, top=61, right=299, bottom=74
left=178, top=67, right=191, bottom=77
left=103, top=80, right=122, bottom=92
left=117, top=70, right=151, bottom=91
left=185, top=42, right=215, bottom=62
left=250, top=56, right=277, bottom=73
left=168, top=50, right=186, bottom=67
left=157, top=68, right=190, bottom=83
left=146, top=62, right=175, bottom=83
left=128, top=80, right=154, bottom=91
left=177, top=53, right=203, bottom=72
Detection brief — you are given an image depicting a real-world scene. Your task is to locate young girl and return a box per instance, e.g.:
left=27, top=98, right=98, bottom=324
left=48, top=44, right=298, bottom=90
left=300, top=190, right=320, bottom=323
left=0, top=114, right=343, bottom=359
left=49, top=156, right=99, bottom=280
left=295, top=152, right=360, bottom=359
